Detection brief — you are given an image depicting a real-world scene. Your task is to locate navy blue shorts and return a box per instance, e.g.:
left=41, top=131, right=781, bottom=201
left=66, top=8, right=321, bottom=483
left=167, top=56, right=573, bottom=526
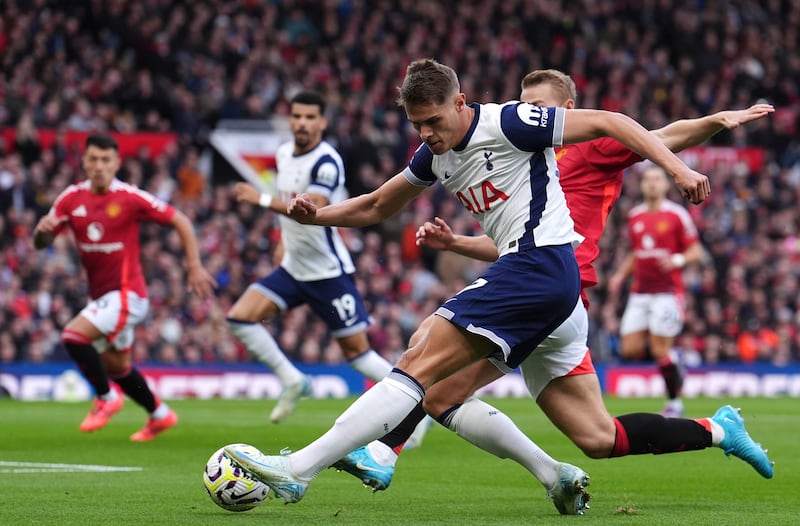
left=435, top=243, right=580, bottom=369
left=251, top=267, right=371, bottom=337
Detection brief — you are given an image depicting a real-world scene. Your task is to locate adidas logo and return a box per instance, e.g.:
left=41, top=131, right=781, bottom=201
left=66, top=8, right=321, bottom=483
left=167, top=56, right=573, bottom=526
left=72, top=205, right=87, bottom=217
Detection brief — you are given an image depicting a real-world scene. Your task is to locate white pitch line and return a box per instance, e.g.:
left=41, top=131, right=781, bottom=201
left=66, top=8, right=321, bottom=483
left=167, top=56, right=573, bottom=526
left=0, top=461, right=143, bottom=473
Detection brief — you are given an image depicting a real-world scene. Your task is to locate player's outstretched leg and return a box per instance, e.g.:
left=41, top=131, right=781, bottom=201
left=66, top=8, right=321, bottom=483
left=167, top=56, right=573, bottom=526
left=711, top=405, right=774, bottom=479
left=224, top=444, right=310, bottom=503
left=547, top=463, right=591, bottom=516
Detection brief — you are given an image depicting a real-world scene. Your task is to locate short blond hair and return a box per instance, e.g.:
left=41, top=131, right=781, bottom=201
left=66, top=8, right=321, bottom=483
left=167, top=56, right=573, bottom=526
left=520, top=69, right=577, bottom=105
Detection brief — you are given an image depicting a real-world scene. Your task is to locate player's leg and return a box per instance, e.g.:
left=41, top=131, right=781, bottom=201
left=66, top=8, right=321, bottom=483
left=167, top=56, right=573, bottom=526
left=311, top=274, right=393, bottom=381
left=101, top=347, right=178, bottom=441
left=537, top=369, right=773, bottom=478
left=224, top=244, right=583, bottom=502
left=649, top=294, right=685, bottom=416
left=226, top=269, right=310, bottom=422
left=89, top=291, right=177, bottom=441
left=62, top=311, right=123, bottom=432
left=226, top=316, right=493, bottom=503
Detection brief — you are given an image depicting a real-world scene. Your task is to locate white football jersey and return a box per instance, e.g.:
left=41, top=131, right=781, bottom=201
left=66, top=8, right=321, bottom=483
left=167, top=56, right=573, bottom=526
left=274, top=140, right=355, bottom=281
left=403, top=102, right=582, bottom=256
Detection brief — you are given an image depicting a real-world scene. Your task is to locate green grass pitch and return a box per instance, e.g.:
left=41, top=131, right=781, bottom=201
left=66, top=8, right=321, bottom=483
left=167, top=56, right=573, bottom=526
left=0, top=396, right=797, bottom=525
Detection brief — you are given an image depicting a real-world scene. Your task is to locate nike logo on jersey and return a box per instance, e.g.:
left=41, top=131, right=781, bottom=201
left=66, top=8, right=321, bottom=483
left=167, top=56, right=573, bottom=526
left=344, top=316, right=359, bottom=327
left=443, top=171, right=452, bottom=179
left=72, top=205, right=87, bottom=217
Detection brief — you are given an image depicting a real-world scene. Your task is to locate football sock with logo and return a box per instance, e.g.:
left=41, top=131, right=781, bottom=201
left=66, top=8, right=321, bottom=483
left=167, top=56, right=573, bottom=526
left=227, top=319, right=305, bottom=385
left=657, top=357, right=683, bottom=399
left=439, top=397, right=558, bottom=488
left=378, top=401, right=427, bottom=454
left=610, top=413, right=712, bottom=457
left=348, top=349, right=393, bottom=381
left=290, top=369, right=424, bottom=479
left=111, top=367, right=158, bottom=413
left=62, top=330, right=110, bottom=397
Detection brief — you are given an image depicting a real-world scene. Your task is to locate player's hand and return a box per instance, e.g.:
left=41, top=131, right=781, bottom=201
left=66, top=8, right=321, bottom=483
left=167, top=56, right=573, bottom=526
left=34, top=214, right=68, bottom=233
left=673, top=169, right=710, bottom=204
left=232, top=183, right=261, bottom=205
left=186, top=263, right=217, bottom=299
left=287, top=193, right=318, bottom=224
left=717, top=104, right=775, bottom=129
left=416, top=217, right=455, bottom=250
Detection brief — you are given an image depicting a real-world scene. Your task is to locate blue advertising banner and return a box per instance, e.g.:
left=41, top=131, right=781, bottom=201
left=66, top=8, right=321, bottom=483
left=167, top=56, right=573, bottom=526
left=1, top=362, right=799, bottom=401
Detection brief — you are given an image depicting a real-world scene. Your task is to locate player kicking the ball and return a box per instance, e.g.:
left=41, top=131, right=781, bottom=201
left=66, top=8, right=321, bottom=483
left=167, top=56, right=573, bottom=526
left=224, top=61, right=771, bottom=517
left=33, top=133, right=217, bottom=441
left=329, top=69, right=774, bottom=512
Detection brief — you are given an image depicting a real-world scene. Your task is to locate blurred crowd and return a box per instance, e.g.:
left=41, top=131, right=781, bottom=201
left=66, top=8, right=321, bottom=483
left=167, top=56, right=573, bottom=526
left=1, top=0, right=800, bottom=368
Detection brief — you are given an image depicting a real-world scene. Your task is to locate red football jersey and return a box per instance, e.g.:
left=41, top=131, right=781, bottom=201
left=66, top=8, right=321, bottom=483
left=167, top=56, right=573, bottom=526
left=51, top=179, right=176, bottom=299
left=557, top=138, right=643, bottom=291
left=626, top=200, right=699, bottom=294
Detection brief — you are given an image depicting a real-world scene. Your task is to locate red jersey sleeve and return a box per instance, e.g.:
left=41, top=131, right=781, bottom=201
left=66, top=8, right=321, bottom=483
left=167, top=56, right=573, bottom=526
left=127, top=186, right=176, bottom=224
left=587, top=138, right=644, bottom=171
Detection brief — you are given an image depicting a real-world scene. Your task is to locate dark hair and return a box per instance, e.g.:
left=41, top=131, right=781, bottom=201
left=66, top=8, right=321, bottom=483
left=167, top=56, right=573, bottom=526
left=290, top=91, right=326, bottom=114
left=396, top=59, right=460, bottom=107
left=85, top=133, right=119, bottom=151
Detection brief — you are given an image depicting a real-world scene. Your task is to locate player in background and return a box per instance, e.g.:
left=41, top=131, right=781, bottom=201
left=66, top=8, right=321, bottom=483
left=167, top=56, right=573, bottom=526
left=227, top=91, right=394, bottom=423
left=222, top=60, right=769, bottom=515
left=315, top=68, right=774, bottom=514
left=33, top=133, right=217, bottom=441
left=608, top=165, right=704, bottom=417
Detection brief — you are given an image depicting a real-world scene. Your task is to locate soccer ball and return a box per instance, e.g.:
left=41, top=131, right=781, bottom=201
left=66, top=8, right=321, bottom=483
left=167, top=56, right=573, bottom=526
left=203, top=444, right=270, bottom=512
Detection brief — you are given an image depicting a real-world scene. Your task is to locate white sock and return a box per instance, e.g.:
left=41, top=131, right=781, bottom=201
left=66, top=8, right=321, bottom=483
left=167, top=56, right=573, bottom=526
left=444, top=397, right=559, bottom=489
left=151, top=403, right=170, bottom=419
left=709, top=418, right=725, bottom=446
left=290, top=371, right=423, bottom=479
left=348, top=349, right=393, bottom=381
left=367, top=440, right=398, bottom=466
left=228, top=319, right=304, bottom=385
left=99, top=388, right=118, bottom=402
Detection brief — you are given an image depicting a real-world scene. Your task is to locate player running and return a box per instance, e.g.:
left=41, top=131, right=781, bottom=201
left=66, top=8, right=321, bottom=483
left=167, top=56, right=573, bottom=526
left=609, top=165, right=705, bottom=417
left=33, top=133, right=216, bottom=441
left=227, top=91, right=394, bottom=423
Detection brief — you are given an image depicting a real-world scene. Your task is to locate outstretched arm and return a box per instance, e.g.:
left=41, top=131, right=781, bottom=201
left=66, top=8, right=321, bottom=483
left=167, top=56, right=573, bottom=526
left=562, top=109, right=710, bottom=204
left=169, top=210, right=217, bottom=299
left=652, top=104, right=774, bottom=153
left=288, top=173, right=426, bottom=227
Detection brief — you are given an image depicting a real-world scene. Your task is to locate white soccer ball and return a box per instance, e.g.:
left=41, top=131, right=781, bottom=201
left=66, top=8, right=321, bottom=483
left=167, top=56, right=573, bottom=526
left=203, top=445, right=270, bottom=512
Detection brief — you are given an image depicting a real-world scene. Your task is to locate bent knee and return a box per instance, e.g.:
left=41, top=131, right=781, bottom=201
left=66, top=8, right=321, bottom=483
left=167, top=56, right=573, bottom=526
left=572, top=427, right=617, bottom=459
left=421, top=395, right=451, bottom=420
